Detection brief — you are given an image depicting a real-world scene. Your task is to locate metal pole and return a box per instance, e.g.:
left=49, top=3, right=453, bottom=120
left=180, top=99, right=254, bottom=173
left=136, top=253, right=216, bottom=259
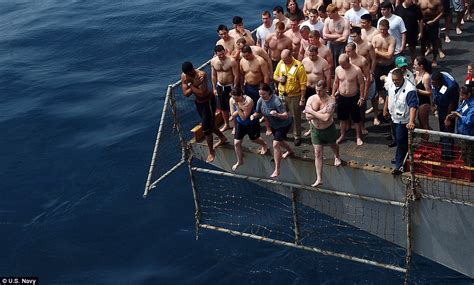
left=413, top=128, right=474, bottom=141
left=143, top=85, right=172, bottom=198
left=408, top=130, right=419, bottom=200
left=188, top=156, right=202, bottom=240
left=199, top=223, right=407, bottom=274
left=403, top=197, right=413, bottom=285
left=291, top=188, right=301, bottom=244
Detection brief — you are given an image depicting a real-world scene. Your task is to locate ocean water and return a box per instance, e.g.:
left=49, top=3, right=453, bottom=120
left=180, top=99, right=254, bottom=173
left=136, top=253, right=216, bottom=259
left=0, top=1, right=472, bottom=284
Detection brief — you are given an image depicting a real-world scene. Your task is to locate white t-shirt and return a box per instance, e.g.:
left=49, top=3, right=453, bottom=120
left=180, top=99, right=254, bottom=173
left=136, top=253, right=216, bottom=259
left=300, top=19, right=324, bottom=34
left=377, top=14, right=407, bottom=54
left=344, top=7, right=369, bottom=27
left=256, top=24, right=275, bottom=48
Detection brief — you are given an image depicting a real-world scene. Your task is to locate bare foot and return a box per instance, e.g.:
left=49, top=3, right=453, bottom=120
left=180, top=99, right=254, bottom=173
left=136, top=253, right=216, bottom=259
left=373, top=117, right=381, bottom=126
left=265, top=129, right=272, bottom=136
left=439, top=50, right=446, bottom=59
left=334, top=157, right=342, bottom=167
left=214, top=137, right=228, bottom=149
left=219, top=124, right=231, bottom=132
left=232, top=162, right=242, bottom=171
left=365, top=107, right=374, bottom=114
left=304, top=129, right=311, bottom=137
left=206, top=152, right=215, bottom=163
left=445, top=36, right=451, bottom=43
left=311, top=180, right=323, bottom=187
left=336, top=136, right=346, bottom=144
left=259, top=145, right=268, bottom=155
left=362, top=128, right=368, bottom=136
left=456, top=27, right=462, bottom=34
left=357, top=138, right=364, bottom=146
left=282, top=151, right=294, bottom=159
left=270, top=170, right=280, bottom=178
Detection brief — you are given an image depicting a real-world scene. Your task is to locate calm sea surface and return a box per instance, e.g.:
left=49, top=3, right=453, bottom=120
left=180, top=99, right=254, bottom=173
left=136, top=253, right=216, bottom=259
left=0, top=1, right=471, bottom=284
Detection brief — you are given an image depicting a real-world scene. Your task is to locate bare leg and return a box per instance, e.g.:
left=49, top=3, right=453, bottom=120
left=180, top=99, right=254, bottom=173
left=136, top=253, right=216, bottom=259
left=418, top=104, right=431, bottom=141
left=372, top=95, right=380, bottom=125
left=232, top=139, right=243, bottom=171
left=271, top=140, right=282, bottom=178
left=355, top=122, right=364, bottom=146
left=455, top=11, right=463, bottom=34
left=264, top=119, right=272, bottom=136
left=312, top=144, right=324, bottom=187
left=281, top=140, right=294, bottom=158
left=337, top=120, right=348, bottom=144
left=330, top=143, right=342, bottom=166
left=445, top=14, right=452, bottom=43
left=205, top=134, right=215, bottom=163
left=219, top=110, right=231, bottom=132
left=252, top=137, right=268, bottom=155
left=213, top=127, right=227, bottom=148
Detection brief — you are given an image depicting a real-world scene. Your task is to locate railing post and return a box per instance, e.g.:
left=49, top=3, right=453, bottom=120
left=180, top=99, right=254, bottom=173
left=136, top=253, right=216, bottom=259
left=143, top=85, right=173, bottom=198
left=408, top=129, right=420, bottom=200
left=291, top=187, right=301, bottom=245
left=187, top=156, right=202, bottom=240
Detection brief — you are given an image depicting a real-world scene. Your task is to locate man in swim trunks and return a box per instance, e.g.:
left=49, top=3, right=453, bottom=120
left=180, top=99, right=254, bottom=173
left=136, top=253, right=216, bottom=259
left=419, top=0, right=443, bottom=67
left=265, top=21, right=293, bottom=71
left=302, top=45, right=331, bottom=103
left=372, top=19, right=395, bottom=125
left=211, top=45, right=240, bottom=132
left=181, top=61, right=227, bottom=163
left=228, top=88, right=268, bottom=171
left=304, top=80, right=342, bottom=187
left=323, top=4, right=351, bottom=74
left=332, top=54, right=366, bottom=145
left=240, top=45, right=270, bottom=104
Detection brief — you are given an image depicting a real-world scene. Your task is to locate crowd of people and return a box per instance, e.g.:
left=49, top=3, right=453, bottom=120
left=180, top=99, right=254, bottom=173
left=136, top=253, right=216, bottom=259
left=181, top=0, right=474, bottom=183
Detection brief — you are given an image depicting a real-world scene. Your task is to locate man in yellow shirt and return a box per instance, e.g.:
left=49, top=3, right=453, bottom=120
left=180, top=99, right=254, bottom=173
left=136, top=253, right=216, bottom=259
left=274, top=49, right=308, bottom=146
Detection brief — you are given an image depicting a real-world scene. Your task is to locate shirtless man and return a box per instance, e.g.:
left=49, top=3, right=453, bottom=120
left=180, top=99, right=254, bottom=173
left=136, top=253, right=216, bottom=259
left=302, top=45, right=332, bottom=103
left=298, top=26, right=311, bottom=61
left=303, top=0, right=323, bottom=16
left=345, top=42, right=370, bottom=134
left=323, top=4, right=351, bottom=73
left=332, top=54, right=366, bottom=145
left=211, top=45, right=240, bottom=132
left=372, top=19, right=395, bottom=125
left=216, top=25, right=237, bottom=58
left=265, top=22, right=293, bottom=70
left=419, top=0, right=443, bottom=67
left=303, top=30, right=334, bottom=75
left=229, top=16, right=255, bottom=46
left=350, top=27, right=377, bottom=116
left=181, top=61, right=227, bottom=163
left=360, top=13, right=379, bottom=42
left=235, top=38, right=273, bottom=78
left=304, top=80, right=341, bottom=187
left=284, top=16, right=304, bottom=58
left=334, top=0, right=352, bottom=16
left=361, top=0, right=379, bottom=26
left=273, top=6, right=291, bottom=29
left=240, top=45, right=270, bottom=104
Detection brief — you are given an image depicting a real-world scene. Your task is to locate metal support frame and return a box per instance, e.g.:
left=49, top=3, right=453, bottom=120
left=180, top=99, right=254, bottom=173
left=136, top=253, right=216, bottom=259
left=143, top=85, right=173, bottom=198
left=290, top=188, right=301, bottom=244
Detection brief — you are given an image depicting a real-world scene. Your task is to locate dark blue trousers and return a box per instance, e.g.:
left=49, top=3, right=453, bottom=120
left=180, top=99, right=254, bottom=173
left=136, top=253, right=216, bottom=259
left=394, top=123, right=408, bottom=170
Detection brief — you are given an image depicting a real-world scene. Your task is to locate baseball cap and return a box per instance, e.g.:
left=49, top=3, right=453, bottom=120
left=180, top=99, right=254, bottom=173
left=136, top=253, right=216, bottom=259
left=395, top=56, right=408, bottom=68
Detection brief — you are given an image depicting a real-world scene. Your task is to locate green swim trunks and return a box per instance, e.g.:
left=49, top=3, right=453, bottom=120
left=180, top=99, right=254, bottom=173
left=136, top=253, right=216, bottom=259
left=310, top=122, right=338, bottom=145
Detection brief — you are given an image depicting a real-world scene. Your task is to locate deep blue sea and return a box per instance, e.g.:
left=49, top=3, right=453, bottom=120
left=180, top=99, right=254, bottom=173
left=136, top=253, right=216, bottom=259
left=0, top=1, right=472, bottom=284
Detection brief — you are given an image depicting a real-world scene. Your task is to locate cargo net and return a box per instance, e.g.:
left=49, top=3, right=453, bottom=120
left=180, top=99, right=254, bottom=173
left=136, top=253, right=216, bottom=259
left=408, top=130, right=474, bottom=205
left=193, top=166, right=408, bottom=273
